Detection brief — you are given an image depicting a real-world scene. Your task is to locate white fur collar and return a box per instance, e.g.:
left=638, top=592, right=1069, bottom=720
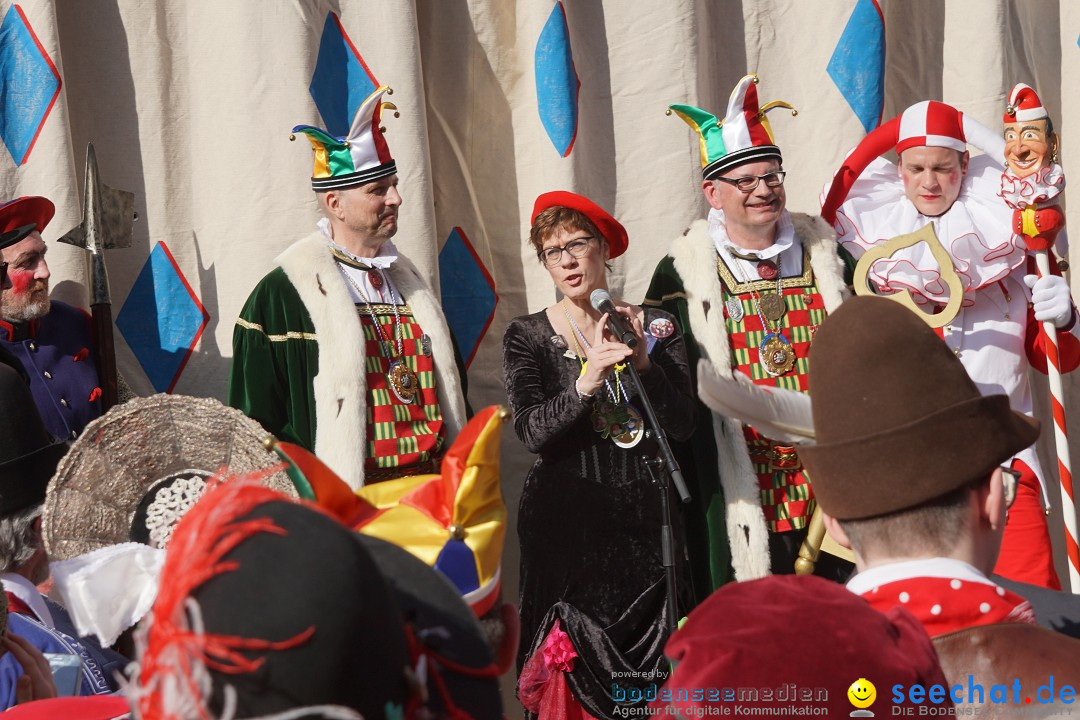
left=276, top=232, right=467, bottom=489
left=668, top=213, right=848, bottom=581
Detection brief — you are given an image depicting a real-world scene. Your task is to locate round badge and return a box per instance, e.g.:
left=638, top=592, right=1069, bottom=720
left=368, top=268, right=384, bottom=289
left=758, top=292, right=786, bottom=322
left=756, top=260, right=779, bottom=281
left=648, top=318, right=674, bottom=338
left=758, top=333, right=796, bottom=377
left=612, top=404, right=646, bottom=449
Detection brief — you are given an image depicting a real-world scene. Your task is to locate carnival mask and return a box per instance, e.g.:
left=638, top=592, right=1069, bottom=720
left=1004, top=119, right=1057, bottom=178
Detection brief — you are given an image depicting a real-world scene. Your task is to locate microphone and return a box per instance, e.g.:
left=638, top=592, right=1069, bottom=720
left=589, top=289, right=638, bottom=348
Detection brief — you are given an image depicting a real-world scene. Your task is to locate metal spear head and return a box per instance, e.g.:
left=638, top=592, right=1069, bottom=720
left=58, top=143, right=136, bottom=253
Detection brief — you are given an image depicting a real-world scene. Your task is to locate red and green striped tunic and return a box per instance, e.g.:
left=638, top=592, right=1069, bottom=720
left=358, top=303, right=445, bottom=476
left=720, top=250, right=827, bottom=532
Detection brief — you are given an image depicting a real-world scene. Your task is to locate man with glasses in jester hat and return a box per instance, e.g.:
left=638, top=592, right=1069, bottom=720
left=229, top=86, right=468, bottom=491
left=644, top=74, right=854, bottom=601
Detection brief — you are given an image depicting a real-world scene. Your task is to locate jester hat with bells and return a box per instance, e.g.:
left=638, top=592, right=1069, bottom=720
left=669, top=74, right=796, bottom=180
left=269, top=405, right=509, bottom=620
left=821, top=100, right=1004, bottom=224
left=292, top=85, right=399, bottom=191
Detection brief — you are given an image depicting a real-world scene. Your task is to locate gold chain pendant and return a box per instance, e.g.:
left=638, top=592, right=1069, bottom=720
left=388, top=359, right=420, bottom=405
left=759, top=332, right=796, bottom=377
left=758, top=292, right=786, bottom=322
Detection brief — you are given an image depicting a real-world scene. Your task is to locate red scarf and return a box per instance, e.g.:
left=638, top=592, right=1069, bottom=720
left=860, top=576, right=1036, bottom=638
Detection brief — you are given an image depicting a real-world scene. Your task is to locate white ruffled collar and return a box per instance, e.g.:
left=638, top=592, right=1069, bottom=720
left=826, top=154, right=1026, bottom=303
left=318, top=217, right=400, bottom=269
left=998, top=163, right=1065, bottom=210
left=708, top=207, right=795, bottom=260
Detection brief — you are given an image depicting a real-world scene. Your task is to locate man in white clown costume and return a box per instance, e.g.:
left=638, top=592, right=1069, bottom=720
left=229, top=86, right=468, bottom=489
left=820, top=96, right=1079, bottom=590
left=644, top=75, right=853, bottom=599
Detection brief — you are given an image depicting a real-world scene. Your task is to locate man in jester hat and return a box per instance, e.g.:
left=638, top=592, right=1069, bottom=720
left=820, top=93, right=1079, bottom=590
left=229, top=86, right=468, bottom=490
left=644, top=74, right=854, bottom=598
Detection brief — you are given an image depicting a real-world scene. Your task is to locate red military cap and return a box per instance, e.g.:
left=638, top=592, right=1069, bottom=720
left=0, top=196, right=54, bottom=250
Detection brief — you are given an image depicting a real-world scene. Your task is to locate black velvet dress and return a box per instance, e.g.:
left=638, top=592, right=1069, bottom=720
left=503, top=308, right=695, bottom=719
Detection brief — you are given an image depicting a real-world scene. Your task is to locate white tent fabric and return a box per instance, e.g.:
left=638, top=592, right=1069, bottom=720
left=2, top=0, right=1077, bottom=703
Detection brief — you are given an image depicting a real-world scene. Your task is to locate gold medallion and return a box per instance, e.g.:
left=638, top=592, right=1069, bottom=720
left=388, top=359, right=420, bottom=404
left=758, top=292, right=786, bottom=322
left=759, top=333, right=796, bottom=377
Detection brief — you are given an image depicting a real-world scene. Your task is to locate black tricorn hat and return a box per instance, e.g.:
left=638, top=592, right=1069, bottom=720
left=356, top=533, right=504, bottom=719
left=137, top=484, right=415, bottom=719
left=799, top=296, right=1040, bottom=520
left=0, top=364, right=67, bottom=516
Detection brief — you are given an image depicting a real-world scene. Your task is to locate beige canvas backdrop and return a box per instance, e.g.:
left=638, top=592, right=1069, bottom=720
left=2, top=0, right=1077, bottom=707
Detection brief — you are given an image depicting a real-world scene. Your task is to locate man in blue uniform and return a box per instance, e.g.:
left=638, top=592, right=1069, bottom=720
left=0, top=358, right=127, bottom=703
left=0, top=197, right=102, bottom=441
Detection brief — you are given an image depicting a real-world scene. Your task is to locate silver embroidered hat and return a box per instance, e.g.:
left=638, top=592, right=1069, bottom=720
left=43, top=394, right=297, bottom=561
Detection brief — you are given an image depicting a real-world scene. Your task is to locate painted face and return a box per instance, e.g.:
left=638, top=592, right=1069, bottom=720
left=336, top=175, right=402, bottom=244
left=705, top=159, right=786, bottom=240
left=0, top=231, right=50, bottom=322
left=899, top=146, right=968, bottom=217
left=541, top=226, right=609, bottom=303
left=1004, top=119, right=1054, bottom=179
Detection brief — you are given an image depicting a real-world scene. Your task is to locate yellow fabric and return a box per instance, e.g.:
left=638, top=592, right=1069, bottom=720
left=355, top=406, right=506, bottom=595
left=1021, top=206, right=1039, bottom=238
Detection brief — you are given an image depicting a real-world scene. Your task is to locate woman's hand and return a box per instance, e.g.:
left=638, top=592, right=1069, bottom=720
left=614, top=305, right=652, bottom=374
left=578, top=313, right=633, bottom=396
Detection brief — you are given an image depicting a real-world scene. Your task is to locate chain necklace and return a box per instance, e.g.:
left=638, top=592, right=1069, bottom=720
left=561, top=302, right=644, bottom=448
left=338, top=263, right=420, bottom=405
left=730, top=251, right=795, bottom=377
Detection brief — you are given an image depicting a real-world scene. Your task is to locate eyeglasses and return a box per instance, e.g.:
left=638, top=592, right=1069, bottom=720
left=714, top=171, right=787, bottom=193
left=999, top=466, right=1020, bottom=510
left=0, top=261, right=7, bottom=287
left=539, top=237, right=595, bottom=267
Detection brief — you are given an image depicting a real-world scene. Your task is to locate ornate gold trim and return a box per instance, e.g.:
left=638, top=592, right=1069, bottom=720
left=716, top=246, right=814, bottom=294
left=355, top=303, right=413, bottom=317
left=235, top=317, right=317, bottom=342
left=329, top=246, right=373, bottom=270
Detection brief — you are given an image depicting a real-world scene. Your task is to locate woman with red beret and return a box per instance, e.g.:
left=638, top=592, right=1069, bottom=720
left=503, top=191, right=695, bottom=718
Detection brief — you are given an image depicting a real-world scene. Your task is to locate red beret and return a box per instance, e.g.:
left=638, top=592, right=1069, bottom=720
left=0, top=196, right=55, bottom=250
left=531, top=191, right=628, bottom=259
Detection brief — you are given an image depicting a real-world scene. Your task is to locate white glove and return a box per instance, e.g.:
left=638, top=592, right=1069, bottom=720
left=1024, top=274, right=1075, bottom=328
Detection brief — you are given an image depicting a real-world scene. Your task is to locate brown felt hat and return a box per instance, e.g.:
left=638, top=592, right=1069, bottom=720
left=799, top=296, right=1040, bottom=520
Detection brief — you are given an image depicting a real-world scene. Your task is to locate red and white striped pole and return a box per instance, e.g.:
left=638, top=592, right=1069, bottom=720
left=1033, top=249, right=1080, bottom=592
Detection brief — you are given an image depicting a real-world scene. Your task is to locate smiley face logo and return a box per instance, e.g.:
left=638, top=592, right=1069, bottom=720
left=847, top=678, right=877, bottom=709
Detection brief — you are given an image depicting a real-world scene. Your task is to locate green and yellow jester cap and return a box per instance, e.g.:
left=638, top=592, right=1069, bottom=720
left=669, top=74, right=796, bottom=180
left=291, top=85, right=398, bottom=191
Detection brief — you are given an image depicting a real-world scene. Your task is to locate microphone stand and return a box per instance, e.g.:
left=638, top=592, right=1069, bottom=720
left=622, top=361, right=690, bottom=639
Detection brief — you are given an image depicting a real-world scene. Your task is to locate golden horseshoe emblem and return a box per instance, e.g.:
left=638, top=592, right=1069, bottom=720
left=852, top=223, right=964, bottom=328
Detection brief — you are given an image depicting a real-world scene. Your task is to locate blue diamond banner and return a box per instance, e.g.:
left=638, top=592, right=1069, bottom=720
left=116, top=242, right=209, bottom=393
left=0, top=5, right=61, bottom=166
left=827, top=0, right=885, bottom=134
left=309, top=12, right=378, bottom=138
left=438, top=227, right=497, bottom=368
left=535, top=1, right=579, bottom=157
